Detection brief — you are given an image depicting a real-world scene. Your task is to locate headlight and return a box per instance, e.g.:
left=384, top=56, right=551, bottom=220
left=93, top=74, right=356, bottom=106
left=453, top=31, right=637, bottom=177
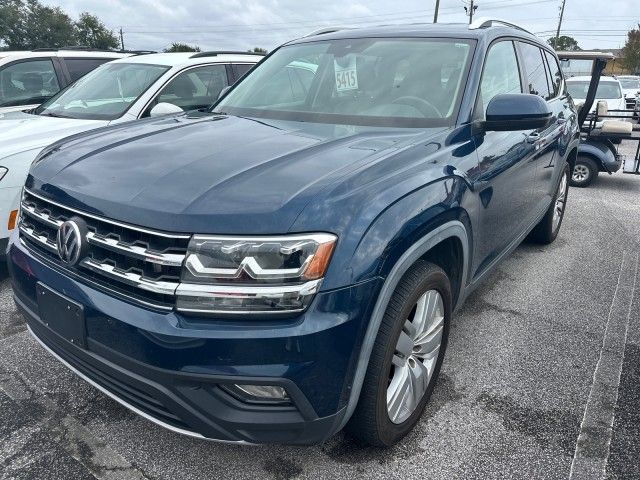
left=176, top=233, right=336, bottom=314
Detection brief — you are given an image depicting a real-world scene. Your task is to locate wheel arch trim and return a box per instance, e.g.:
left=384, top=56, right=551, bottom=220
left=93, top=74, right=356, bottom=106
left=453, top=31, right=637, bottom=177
left=337, top=220, right=469, bottom=431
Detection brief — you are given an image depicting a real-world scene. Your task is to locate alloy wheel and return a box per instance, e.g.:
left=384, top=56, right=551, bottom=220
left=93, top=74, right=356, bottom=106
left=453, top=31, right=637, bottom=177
left=572, top=164, right=589, bottom=183
left=387, top=289, right=444, bottom=424
left=552, top=172, right=568, bottom=231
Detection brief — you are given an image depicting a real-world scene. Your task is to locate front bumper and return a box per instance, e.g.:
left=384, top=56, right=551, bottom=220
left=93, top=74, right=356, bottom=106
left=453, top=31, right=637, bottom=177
left=9, top=234, right=380, bottom=444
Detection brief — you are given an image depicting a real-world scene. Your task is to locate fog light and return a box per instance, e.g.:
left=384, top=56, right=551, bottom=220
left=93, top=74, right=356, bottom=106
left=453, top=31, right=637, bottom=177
left=223, top=384, right=290, bottom=405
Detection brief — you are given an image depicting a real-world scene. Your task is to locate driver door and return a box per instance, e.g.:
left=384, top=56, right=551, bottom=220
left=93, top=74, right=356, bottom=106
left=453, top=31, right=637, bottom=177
left=469, top=40, right=538, bottom=278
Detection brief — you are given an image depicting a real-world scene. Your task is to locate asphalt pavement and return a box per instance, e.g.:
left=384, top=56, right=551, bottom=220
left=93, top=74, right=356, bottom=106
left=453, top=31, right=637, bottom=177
left=0, top=141, right=638, bottom=480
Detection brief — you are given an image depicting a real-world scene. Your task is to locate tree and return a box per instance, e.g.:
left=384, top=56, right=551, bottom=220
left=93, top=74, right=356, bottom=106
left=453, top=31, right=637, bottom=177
left=74, top=12, right=119, bottom=50
left=621, top=24, right=640, bottom=74
left=547, top=35, right=581, bottom=52
left=248, top=47, right=267, bottom=54
left=0, top=0, right=25, bottom=49
left=21, top=0, right=76, bottom=49
left=164, top=42, right=201, bottom=52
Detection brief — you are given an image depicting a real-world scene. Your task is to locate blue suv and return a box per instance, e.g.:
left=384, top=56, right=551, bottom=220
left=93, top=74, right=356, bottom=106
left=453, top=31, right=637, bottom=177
left=8, top=20, right=579, bottom=446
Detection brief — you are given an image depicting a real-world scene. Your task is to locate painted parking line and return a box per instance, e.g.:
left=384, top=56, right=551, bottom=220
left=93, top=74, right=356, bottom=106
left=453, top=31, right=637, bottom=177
left=569, top=252, right=639, bottom=480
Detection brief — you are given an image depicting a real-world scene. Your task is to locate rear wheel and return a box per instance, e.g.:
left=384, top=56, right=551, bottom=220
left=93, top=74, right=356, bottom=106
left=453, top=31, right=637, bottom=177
left=346, top=260, right=451, bottom=446
left=529, top=163, right=569, bottom=244
left=570, top=156, right=599, bottom=187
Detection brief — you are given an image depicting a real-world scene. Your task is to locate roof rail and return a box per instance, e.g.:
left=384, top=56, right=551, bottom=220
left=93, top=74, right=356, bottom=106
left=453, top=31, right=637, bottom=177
left=190, top=51, right=266, bottom=59
left=469, top=17, right=534, bottom=35
left=31, top=46, right=153, bottom=54
left=303, top=26, right=352, bottom=37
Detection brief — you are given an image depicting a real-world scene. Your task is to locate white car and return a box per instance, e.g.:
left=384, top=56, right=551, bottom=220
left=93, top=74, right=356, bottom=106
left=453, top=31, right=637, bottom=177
left=566, top=75, right=631, bottom=121
left=0, top=49, right=130, bottom=114
left=0, top=51, right=263, bottom=256
left=617, top=75, right=640, bottom=116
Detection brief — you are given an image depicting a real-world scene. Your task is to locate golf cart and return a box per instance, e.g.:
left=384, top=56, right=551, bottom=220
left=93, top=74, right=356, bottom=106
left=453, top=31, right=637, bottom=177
left=558, top=51, right=640, bottom=187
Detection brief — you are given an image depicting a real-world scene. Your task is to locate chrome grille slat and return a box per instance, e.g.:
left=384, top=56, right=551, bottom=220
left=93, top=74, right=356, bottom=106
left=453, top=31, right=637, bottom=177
left=86, top=232, right=185, bottom=267
left=18, top=189, right=189, bottom=309
left=21, top=202, right=64, bottom=228
left=80, top=258, right=179, bottom=296
left=19, top=223, right=58, bottom=254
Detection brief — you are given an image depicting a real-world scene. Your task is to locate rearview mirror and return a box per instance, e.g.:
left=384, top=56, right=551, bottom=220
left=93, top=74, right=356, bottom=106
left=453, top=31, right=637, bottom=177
left=484, top=94, right=552, bottom=131
left=149, top=102, right=184, bottom=118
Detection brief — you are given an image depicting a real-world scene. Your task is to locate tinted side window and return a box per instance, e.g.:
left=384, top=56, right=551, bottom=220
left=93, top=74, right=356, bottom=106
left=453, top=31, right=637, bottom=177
left=543, top=50, right=563, bottom=98
left=232, top=63, right=253, bottom=81
left=519, top=42, right=552, bottom=99
left=144, top=64, right=229, bottom=116
left=65, top=58, right=111, bottom=82
left=0, top=59, right=60, bottom=107
left=479, top=41, right=522, bottom=115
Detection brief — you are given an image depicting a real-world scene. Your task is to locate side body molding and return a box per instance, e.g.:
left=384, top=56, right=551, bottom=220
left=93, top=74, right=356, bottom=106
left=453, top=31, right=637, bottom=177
left=338, top=220, right=469, bottom=430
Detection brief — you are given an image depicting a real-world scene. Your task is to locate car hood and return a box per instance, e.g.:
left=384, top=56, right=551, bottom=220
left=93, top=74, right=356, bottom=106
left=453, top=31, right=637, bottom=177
left=28, top=113, right=445, bottom=234
left=0, top=110, right=107, bottom=158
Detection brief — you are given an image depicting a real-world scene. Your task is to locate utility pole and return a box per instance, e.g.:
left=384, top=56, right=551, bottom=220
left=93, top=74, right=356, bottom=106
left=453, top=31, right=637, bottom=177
left=119, top=27, right=125, bottom=51
left=464, top=0, right=478, bottom=25
left=433, top=0, right=440, bottom=23
left=555, top=0, right=566, bottom=39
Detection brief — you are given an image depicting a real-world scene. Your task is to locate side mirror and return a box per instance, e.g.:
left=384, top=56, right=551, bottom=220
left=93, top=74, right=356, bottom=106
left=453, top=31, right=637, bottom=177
left=217, top=86, right=231, bottom=100
left=484, top=94, right=552, bottom=131
left=149, top=102, right=184, bottom=117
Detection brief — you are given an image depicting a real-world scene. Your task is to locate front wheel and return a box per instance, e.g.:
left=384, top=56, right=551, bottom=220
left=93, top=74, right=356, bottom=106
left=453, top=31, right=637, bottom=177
left=346, top=260, right=451, bottom=446
left=570, top=156, right=599, bottom=187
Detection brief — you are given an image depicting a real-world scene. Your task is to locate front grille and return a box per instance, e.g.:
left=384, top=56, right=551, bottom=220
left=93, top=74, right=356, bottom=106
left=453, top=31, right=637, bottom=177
left=19, top=189, right=190, bottom=309
left=626, top=98, right=637, bottom=110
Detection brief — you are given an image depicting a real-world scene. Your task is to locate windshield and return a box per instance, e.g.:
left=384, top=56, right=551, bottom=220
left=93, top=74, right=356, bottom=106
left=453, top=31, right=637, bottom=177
left=215, top=38, right=473, bottom=128
left=567, top=81, right=622, bottom=100
left=35, top=62, right=169, bottom=120
left=619, top=77, right=640, bottom=89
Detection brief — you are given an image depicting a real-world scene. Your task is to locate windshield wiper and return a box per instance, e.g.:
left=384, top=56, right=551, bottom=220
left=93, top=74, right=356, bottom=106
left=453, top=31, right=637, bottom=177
left=39, top=112, right=69, bottom=118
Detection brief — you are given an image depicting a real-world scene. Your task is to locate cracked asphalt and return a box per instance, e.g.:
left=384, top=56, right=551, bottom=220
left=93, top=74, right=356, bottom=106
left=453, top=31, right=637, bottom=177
left=0, top=140, right=639, bottom=480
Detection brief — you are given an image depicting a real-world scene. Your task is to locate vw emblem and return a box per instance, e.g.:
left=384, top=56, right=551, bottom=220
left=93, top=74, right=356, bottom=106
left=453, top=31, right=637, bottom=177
left=56, top=219, right=85, bottom=265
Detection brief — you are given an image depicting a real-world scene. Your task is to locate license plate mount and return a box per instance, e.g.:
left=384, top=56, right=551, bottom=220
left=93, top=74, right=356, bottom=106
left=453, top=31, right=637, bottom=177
left=36, top=282, right=86, bottom=348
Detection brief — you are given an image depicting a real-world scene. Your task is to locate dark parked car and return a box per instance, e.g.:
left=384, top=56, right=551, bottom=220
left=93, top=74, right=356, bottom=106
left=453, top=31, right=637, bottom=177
left=9, top=19, right=579, bottom=446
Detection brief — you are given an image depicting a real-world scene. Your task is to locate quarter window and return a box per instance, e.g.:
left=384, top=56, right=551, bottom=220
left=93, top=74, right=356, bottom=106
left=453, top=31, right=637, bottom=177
left=479, top=41, right=522, bottom=115
left=65, top=58, right=111, bottom=82
left=0, top=59, right=60, bottom=108
left=519, top=42, right=552, bottom=99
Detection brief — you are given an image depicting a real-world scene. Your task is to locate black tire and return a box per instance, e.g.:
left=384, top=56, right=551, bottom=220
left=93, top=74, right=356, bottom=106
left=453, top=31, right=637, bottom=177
left=345, top=260, right=452, bottom=447
left=570, top=156, right=599, bottom=187
left=529, top=163, right=570, bottom=244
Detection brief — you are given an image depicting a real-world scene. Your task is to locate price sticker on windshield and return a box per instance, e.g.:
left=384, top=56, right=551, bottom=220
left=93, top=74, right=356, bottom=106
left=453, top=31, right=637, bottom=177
left=334, top=56, right=358, bottom=92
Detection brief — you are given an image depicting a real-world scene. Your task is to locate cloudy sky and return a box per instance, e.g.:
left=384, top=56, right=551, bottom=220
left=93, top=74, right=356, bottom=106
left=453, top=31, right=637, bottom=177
left=44, top=0, right=638, bottom=52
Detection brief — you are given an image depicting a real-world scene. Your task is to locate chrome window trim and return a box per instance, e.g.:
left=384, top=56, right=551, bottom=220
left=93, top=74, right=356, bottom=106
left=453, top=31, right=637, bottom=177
left=24, top=188, right=190, bottom=239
